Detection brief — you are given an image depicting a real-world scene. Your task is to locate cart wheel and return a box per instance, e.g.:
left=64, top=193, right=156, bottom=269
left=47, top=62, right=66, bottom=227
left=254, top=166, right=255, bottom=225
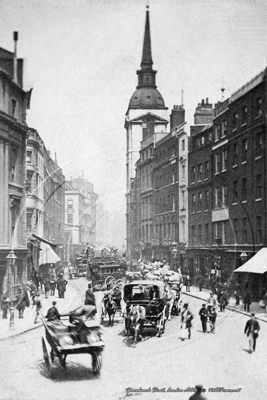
left=105, top=276, right=116, bottom=290
left=92, top=352, right=102, bottom=376
left=42, top=337, right=53, bottom=377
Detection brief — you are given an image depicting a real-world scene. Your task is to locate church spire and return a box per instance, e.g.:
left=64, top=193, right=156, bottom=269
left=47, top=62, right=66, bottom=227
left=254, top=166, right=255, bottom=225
left=141, top=6, right=153, bottom=70
left=137, top=6, right=157, bottom=89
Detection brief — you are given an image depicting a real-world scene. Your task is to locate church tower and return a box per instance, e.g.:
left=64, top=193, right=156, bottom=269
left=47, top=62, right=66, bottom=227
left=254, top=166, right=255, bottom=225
left=125, top=6, right=169, bottom=192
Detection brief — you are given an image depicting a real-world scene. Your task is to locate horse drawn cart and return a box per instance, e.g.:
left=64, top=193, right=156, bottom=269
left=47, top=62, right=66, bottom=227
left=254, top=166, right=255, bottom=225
left=41, top=314, right=105, bottom=377
left=123, top=280, right=168, bottom=346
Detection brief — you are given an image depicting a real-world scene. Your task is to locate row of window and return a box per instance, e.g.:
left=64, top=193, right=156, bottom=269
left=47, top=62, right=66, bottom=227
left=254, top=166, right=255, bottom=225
left=155, top=170, right=176, bottom=189
left=191, top=216, right=263, bottom=246
left=155, top=141, right=184, bottom=164
left=191, top=176, right=263, bottom=212
left=192, top=132, right=263, bottom=182
left=141, top=222, right=176, bottom=243
left=155, top=195, right=175, bottom=214
left=191, top=162, right=209, bottom=183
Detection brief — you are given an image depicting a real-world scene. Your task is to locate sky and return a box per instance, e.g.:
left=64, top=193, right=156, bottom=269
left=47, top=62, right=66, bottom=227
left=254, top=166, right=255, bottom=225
left=1, top=0, right=267, bottom=249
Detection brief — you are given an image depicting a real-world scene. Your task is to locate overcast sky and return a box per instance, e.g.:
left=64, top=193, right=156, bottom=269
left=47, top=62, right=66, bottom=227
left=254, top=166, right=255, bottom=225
left=1, top=0, right=266, bottom=248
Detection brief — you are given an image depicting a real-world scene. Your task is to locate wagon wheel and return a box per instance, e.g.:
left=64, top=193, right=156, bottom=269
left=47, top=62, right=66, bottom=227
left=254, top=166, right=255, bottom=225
left=105, top=276, right=116, bottom=290
left=92, top=351, right=102, bottom=376
left=42, top=337, right=53, bottom=377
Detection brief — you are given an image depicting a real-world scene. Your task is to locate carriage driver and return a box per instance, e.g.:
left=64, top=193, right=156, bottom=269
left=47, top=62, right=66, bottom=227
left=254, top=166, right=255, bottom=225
left=112, top=286, right=122, bottom=309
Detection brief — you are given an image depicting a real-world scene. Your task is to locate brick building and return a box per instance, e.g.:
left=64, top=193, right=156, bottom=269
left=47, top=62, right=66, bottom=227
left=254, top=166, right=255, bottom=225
left=211, top=69, right=267, bottom=298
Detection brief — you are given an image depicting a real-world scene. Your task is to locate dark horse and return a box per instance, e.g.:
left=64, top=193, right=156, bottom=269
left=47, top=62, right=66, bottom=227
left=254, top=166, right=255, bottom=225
left=105, top=294, right=117, bottom=326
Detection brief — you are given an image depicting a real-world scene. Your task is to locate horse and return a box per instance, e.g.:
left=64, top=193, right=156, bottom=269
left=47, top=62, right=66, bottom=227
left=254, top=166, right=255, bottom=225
left=104, top=294, right=117, bottom=326
left=128, top=304, right=146, bottom=347
left=164, top=285, right=176, bottom=320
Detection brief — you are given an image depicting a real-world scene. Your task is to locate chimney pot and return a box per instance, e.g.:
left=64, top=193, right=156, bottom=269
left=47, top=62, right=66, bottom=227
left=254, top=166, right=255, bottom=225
left=13, top=32, right=18, bottom=41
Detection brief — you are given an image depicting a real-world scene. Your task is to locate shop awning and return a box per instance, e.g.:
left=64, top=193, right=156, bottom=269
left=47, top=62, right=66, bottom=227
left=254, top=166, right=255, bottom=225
left=32, top=233, right=57, bottom=247
left=234, top=248, right=267, bottom=274
left=39, top=242, right=61, bottom=265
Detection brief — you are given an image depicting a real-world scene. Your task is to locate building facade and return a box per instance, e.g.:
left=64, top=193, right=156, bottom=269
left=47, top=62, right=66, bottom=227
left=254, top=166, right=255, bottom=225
left=43, top=149, right=65, bottom=262
left=0, top=34, right=31, bottom=296
left=65, top=177, right=98, bottom=259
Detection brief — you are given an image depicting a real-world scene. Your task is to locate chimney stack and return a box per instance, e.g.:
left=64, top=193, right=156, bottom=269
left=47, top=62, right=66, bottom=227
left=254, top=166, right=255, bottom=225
left=13, top=31, right=18, bottom=84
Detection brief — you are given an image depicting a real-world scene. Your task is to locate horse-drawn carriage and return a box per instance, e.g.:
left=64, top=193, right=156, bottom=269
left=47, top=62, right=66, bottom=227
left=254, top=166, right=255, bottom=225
left=41, top=314, right=104, bottom=377
left=123, top=280, right=168, bottom=346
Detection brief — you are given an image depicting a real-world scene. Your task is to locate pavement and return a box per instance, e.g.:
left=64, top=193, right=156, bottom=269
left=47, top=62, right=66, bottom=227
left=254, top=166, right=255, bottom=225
left=0, top=279, right=82, bottom=342
left=182, top=284, right=267, bottom=323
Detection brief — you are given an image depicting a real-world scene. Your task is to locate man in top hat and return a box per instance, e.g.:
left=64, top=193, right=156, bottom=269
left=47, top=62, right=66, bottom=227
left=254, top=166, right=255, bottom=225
left=56, top=275, right=68, bottom=299
left=188, top=384, right=208, bottom=400
left=84, top=281, right=96, bottom=307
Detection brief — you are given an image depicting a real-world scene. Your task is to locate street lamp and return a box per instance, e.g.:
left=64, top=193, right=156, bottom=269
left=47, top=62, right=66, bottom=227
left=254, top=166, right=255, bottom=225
left=6, top=249, right=17, bottom=330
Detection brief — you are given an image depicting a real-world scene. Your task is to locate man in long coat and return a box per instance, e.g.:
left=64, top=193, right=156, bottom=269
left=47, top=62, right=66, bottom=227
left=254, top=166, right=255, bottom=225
left=56, top=275, right=68, bottom=299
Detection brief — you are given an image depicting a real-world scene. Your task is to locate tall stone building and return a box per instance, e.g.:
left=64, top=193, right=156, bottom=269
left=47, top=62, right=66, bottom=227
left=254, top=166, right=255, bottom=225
left=0, top=33, right=31, bottom=296
left=125, top=7, right=169, bottom=259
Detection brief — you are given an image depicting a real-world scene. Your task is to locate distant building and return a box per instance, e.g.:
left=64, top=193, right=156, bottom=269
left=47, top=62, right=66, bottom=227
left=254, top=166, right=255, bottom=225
left=0, top=33, right=31, bottom=296
left=65, top=177, right=98, bottom=259
left=26, top=129, right=65, bottom=277
left=43, top=150, right=65, bottom=261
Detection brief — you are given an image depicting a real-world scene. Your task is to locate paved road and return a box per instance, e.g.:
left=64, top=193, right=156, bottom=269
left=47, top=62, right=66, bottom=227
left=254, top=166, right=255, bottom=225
left=0, top=279, right=266, bottom=400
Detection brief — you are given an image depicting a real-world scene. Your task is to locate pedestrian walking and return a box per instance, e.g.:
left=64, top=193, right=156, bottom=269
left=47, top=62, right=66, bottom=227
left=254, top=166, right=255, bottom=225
left=206, top=292, right=217, bottom=313
left=243, top=286, right=251, bottom=312
left=16, top=289, right=28, bottom=318
left=56, top=275, right=68, bottom=298
left=46, top=301, right=60, bottom=322
left=244, top=313, right=260, bottom=353
left=219, top=290, right=228, bottom=312
left=180, top=303, right=193, bottom=340
left=44, top=276, right=51, bottom=299
left=50, top=278, right=56, bottom=296
left=208, top=306, right=217, bottom=333
left=185, top=275, right=191, bottom=292
left=199, top=304, right=208, bottom=333
left=197, top=274, right=204, bottom=292
left=27, top=280, right=37, bottom=304
left=1, top=293, right=9, bottom=319
left=234, top=282, right=240, bottom=306
left=33, top=293, right=42, bottom=323
left=188, top=384, right=208, bottom=400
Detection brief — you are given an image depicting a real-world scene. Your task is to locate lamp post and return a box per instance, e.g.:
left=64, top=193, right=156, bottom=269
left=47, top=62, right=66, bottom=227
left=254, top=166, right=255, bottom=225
left=6, top=249, right=17, bottom=330
left=240, top=252, right=248, bottom=263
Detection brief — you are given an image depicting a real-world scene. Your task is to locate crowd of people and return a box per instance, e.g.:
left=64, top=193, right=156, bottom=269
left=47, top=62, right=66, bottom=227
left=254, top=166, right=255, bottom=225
left=0, top=272, right=68, bottom=322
